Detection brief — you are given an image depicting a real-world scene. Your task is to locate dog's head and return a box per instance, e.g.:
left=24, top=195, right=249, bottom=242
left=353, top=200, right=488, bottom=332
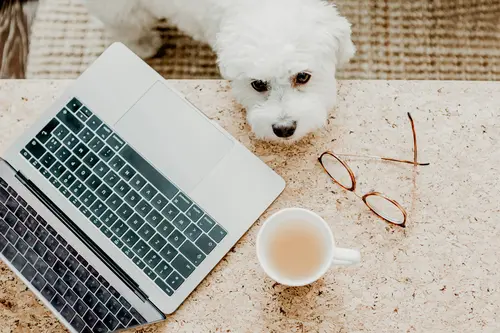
left=215, top=0, right=355, bottom=143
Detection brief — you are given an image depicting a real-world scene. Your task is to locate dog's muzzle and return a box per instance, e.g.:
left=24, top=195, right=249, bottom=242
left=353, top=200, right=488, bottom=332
left=272, top=121, right=297, bottom=138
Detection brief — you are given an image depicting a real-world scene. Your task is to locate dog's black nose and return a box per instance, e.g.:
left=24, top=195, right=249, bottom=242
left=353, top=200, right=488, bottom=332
left=272, top=122, right=297, bottom=138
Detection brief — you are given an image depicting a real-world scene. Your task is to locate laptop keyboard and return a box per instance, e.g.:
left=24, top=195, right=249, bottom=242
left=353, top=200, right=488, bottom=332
left=20, top=97, right=227, bottom=295
left=0, top=177, right=147, bottom=333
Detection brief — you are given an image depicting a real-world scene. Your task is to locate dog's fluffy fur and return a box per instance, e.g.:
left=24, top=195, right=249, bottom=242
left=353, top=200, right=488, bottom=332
left=85, top=0, right=355, bottom=143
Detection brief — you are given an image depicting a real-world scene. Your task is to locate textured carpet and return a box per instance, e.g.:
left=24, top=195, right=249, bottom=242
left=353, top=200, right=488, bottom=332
left=26, top=0, right=500, bottom=80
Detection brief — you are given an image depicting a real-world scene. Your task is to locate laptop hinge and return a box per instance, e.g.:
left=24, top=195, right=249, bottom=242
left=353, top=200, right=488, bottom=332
left=15, top=171, right=149, bottom=302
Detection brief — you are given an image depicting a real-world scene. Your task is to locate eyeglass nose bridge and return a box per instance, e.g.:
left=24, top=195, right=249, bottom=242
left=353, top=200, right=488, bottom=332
left=318, top=152, right=357, bottom=191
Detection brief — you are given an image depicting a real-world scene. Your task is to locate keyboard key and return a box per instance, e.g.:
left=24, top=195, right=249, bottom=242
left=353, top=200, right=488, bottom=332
left=67, top=245, right=77, bottom=257
left=93, top=321, right=108, bottom=333
left=120, top=145, right=179, bottom=199
left=96, top=125, right=112, bottom=140
left=15, top=208, right=28, bottom=224
left=75, top=265, right=90, bottom=282
left=45, top=269, right=58, bottom=285
left=6, top=229, right=19, bottom=244
left=55, top=146, right=71, bottom=163
left=116, top=308, right=132, bottom=325
left=179, top=241, right=205, bottom=266
left=122, top=230, right=139, bottom=248
left=82, top=152, right=99, bottom=168
left=154, top=260, right=173, bottom=279
left=99, top=146, right=114, bottom=162
left=186, top=205, right=203, bottom=222
left=83, top=309, right=98, bottom=327
left=130, top=174, right=147, bottom=191
left=101, top=226, right=112, bottom=238
left=57, top=109, right=83, bottom=134
left=161, top=203, right=179, bottom=222
left=116, top=203, right=133, bottom=220
left=76, top=112, right=87, bottom=123
left=21, top=263, right=37, bottom=281
left=108, top=286, right=120, bottom=299
left=151, top=193, right=168, bottom=211
left=195, top=234, right=217, bottom=255
left=173, top=213, right=190, bottom=231
left=103, top=313, right=119, bottom=330
left=65, top=155, right=81, bottom=172
left=78, top=128, right=94, bottom=143
left=132, top=240, right=150, bottom=258
left=184, top=223, right=202, bottom=242
left=89, top=137, right=104, bottom=153
left=25, top=249, right=38, bottom=265
left=73, top=281, right=87, bottom=298
left=54, top=278, right=69, bottom=295
left=81, top=190, right=97, bottom=207
left=34, top=240, right=47, bottom=256
left=51, top=293, right=66, bottom=311
left=67, top=98, right=82, bottom=112
left=159, top=244, right=178, bottom=262
left=105, top=194, right=122, bottom=211
left=119, top=165, right=136, bottom=182
left=100, top=210, right=118, bottom=227
left=76, top=254, right=88, bottom=267
left=124, top=190, right=140, bottom=207
left=103, top=171, right=120, bottom=188
left=155, top=278, right=173, bottom=296
left=69, top=181, right=86, bottom=198
left=94, top=302, right=108, bottom=319
left=29, top=158, right=41, bottom=169
left=32, top=273, right=47, bottom=291
left=20, top=149, right=31, bottom=160
left=69, top=196, right=81, bottom=208
left=0, top=219, right=7, bottom=234
left=0, top=203, right=6, bottom=219
left=44, top=235, right=58, bottom=251
left=73, top=143, right=89, bottom=160
left=144, top=266, right=157, bottom=280
left=5, top=211, right=17, bottom=226
left=54, top=260, right=67, bottom=277
left=59, top=187, right=71, bottom=198
left=209, top=225, right=227, bottom=243
left=0, top=188, right=8, bottom=204
left=96, top=184, right=113, bottom=201
left=111, top=235, right=124, bottom=248
left=157, top=220, right=175, bottom=238
left=144, top=250, right=161, bottom=269
left=55, top=245, right=69, bottom=262
left=104, top=297, right=120, bottom=315
left=87, top=115, right=102, bottom=131
left=61, top=304, right=76, bottom=322
left=166, top=271, right=184, bottom=290
left=54, top=125, right=70, bottom=140
left=114, top=181, right=130, bottom=197
left=96, top=286, right=111, bottom=303
left=126, top=213, right=144, bottom=231
left=109, top=155, right=125, bottom=172
left=63, top=134, right=79, bottom=149
left=71, top=315, right=86, bottom=332
left=135, top=200, right=152, bottom=217
left=119, top=297, right=131, bottom=310
left=173, top=193, right=192, bottom=212
left=44, top=251, right=57, bottom=266
left=40, top=167, right=51, bottom=179
left=46, top=137, right=62, bottom=153
left=63, top=271, right=78, bottom=287
left=85, top=174, right=101, bottom=191
left=107, top=134, right=124, bottom=152
left=111, top=220, right=128, bottom=237
left=85, top=276, right=99, bottom=293
left=121, top=246, right=134, bottom=259
left=17, top=196, right=28, bottom=207
left=93, top=161, right=110, bottom=177
left=74, top=299, right=87, bottom=316
left=149, top=233, right=167, bottom=252
left=6, top=197, right=19, bottom=213
left=65, top=255, right=79, bottom=272
left=81, top=106, right=92, bottom=117
left=41, top=284, right=56, bottom=301
left=26, top=139, right=47, bottom=159
left=139, top=184, right=157, bottom=201
left=12, top=254, right=28, bottom=271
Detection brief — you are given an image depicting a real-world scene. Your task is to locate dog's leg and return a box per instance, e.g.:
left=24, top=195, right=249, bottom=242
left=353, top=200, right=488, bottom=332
left=84, top=0, right=162, bottom=59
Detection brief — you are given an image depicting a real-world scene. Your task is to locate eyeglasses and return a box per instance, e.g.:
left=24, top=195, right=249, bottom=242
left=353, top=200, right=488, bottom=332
left=318, top=113, right=429, bottom=227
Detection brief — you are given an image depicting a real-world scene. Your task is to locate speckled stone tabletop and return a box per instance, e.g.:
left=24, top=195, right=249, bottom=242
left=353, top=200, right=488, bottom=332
left=0, top=80, right=499, bottom=333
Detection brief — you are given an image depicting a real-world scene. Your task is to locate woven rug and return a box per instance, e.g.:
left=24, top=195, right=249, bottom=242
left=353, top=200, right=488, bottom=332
left=26, top=0, right=500, bottom=80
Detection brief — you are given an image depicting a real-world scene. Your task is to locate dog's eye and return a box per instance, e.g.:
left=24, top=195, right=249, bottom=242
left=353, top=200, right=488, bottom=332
left=295, top=72, right=311, bottom=85
left=251, top=80, right=268, bottom=92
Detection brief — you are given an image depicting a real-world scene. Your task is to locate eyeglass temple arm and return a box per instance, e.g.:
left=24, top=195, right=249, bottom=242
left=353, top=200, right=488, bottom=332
left=334, top=113, right=430, bottom=166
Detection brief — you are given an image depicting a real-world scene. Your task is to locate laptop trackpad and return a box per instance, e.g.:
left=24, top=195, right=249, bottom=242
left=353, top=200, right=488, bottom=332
left=115, top=81, right=233, bottom=192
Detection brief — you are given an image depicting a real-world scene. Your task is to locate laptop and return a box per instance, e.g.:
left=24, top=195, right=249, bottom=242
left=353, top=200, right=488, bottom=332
left=0, top=43, right=285, bottom=332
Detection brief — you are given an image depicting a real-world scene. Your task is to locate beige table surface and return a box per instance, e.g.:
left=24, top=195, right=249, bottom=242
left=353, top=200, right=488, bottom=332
left=0, top=80, right=499, bottom=333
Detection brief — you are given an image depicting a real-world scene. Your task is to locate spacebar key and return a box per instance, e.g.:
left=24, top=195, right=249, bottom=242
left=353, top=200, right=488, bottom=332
left=119, top=145, right=179, bottom=199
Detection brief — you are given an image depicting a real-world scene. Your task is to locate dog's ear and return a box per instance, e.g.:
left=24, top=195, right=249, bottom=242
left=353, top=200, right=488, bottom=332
left=322, top=3, right=356, bottom=69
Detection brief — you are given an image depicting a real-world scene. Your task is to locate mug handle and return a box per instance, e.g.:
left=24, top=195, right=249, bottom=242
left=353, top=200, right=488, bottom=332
left=332, top=247, right=361, bottom=266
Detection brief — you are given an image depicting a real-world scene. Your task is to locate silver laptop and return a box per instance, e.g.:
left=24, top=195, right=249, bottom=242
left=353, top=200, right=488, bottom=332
left=0, top=43, right=285, bottom=332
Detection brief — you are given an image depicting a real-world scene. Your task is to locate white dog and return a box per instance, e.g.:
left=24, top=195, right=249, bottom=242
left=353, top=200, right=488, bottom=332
left=85, top=0, right=355, bottom=142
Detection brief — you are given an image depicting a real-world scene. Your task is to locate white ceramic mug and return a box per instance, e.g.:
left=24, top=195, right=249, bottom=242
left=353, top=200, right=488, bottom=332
left=256, top=208, right=361, bottom=286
